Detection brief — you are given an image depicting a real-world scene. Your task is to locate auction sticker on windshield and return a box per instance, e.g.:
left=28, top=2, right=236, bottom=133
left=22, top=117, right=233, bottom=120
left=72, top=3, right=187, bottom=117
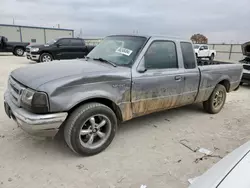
left=115, top=47, right=133, bottom=56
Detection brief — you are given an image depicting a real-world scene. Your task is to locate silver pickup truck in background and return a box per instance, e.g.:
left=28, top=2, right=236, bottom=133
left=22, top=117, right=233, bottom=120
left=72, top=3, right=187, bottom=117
left=4, top=35, right=243, bottom=156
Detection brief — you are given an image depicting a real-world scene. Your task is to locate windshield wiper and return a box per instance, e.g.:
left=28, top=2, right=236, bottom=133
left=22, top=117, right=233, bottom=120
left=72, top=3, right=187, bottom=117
left=93, top=58, right=117, bottom=67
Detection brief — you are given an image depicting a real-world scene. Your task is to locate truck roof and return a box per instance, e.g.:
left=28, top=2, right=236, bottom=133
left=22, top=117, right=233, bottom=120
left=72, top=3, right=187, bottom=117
left=107, top=34, right=191, bottom=43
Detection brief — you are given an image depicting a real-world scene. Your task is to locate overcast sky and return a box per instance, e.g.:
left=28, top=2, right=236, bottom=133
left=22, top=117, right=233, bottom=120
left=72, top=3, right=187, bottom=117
left=1, top=0, right=250, bottom=43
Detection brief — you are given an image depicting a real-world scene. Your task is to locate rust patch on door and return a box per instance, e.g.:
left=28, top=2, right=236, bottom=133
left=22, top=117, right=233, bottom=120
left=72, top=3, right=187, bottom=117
left=132, top=95, right=182, bottom=117
left=119, top=102, right=133, bottom=121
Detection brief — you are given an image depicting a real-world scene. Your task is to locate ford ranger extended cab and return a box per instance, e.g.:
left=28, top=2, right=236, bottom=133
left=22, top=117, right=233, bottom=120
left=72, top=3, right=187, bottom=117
left=4, top=35, right=243, bottom=156
left=26, top=37, right=95, bottom=62
left=194, top=44, right=216, bottom=60
left=0, top=36, right=29, bottom=56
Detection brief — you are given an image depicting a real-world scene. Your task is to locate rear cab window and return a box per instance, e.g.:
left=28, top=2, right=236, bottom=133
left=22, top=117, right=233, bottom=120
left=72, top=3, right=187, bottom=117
left=144, top=41, right=178, bottom=69
left=180, top=42, right=196, bottom=69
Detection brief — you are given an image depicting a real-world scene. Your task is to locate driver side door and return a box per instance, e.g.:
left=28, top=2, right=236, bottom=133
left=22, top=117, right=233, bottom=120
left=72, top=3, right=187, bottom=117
left=131, top=40, right=185, bottom=117
left=55, top=38, right=71, bottom=60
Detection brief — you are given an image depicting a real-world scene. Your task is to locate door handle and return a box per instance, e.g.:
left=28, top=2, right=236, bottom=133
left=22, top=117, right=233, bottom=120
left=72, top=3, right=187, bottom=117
left=175, top=76, right=182, bottom=81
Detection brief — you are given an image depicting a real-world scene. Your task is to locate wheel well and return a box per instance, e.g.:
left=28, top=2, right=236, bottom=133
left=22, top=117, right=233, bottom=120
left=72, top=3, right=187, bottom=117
left=41, top=51, right=54, bottom=59
left=68, top=98, right=123, bottom=122
left=218, top=80, right=230, bottom=92
left=14, top=46, right=25, bottom=51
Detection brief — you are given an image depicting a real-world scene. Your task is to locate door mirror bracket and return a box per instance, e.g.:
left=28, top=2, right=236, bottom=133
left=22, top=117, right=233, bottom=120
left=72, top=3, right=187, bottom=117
left=137, top=57, right=147, bottom=73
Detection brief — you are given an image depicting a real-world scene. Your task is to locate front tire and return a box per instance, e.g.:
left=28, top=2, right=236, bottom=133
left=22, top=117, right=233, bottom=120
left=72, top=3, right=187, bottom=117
left=14, top=47, right=24, bottom=56
left=64, top=103, right=117, bottom=156
left=209, top=53, right=215, bottom=61
left=203, top=84, right=227, bottom=114
left=40, top=53, right=53, bottom=62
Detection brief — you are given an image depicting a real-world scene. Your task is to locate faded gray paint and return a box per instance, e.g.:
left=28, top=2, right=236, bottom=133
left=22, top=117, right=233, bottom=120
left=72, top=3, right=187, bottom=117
left=10, top=35, right=243, bottom=122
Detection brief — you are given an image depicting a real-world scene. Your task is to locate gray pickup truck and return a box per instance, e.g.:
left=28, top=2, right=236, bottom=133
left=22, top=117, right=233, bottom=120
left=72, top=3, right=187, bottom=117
left=4, top=35, right=243, bottom=156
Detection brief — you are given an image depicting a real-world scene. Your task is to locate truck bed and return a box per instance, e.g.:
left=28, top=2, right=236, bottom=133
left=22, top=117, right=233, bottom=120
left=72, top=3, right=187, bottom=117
left=197, top=59, right=234, bottom=66
left=195, top=59, right=243, bottom=103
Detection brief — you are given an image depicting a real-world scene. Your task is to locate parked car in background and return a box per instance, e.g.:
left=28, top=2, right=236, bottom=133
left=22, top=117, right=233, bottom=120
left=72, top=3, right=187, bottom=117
left=194, top=44, right=216, bottom=60
left=26, top=38, right=95, bottom=62
left=189, top=141, right=250, bottom=188
left=4, top=35, right=242, bottom=156
left=240, top=42, right=250, bottom=85
left=0, top=36, right=29, bottom=56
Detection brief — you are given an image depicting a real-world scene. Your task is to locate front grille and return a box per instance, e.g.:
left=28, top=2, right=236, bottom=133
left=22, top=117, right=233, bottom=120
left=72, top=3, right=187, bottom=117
left=243, top=64, right=250, bottom=71
left=8, top=77, right=25, bottom=107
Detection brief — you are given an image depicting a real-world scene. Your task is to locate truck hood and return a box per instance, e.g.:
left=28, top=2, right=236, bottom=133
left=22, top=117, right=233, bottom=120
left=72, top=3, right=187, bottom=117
left=194, top=49, right=199, bottom=53
left=11, top=59, right=128, bottom=90
left=189, top=141, right=250, bottom=188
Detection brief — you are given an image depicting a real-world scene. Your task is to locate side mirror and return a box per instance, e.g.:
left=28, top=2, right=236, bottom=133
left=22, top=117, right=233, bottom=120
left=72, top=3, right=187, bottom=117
left=137, top=57, right=147, bottom=73
left=57, top=43, right=61, bottom=47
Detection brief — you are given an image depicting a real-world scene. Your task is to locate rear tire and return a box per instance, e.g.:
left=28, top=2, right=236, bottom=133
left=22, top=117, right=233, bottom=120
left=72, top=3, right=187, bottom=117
left=14, top=47, right=24, bottom=56
left=203, top=84, right=227, bottom=114
left=64, top=103, right=117, bottom=156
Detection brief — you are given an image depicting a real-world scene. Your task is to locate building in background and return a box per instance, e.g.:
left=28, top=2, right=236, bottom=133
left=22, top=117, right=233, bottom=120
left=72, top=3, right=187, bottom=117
left=0, top=24, right=74, bottom=44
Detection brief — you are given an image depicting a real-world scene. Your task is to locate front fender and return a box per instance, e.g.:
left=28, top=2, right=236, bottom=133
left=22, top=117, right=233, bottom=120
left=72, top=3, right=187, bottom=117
left=65, top=90, right=119, bottom=111
left=48, top=81, right=131, bottom=113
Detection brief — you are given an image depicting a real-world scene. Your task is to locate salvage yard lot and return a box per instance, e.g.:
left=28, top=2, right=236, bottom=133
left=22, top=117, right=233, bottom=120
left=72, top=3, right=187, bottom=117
left=0, top=54, right=250, bottom=188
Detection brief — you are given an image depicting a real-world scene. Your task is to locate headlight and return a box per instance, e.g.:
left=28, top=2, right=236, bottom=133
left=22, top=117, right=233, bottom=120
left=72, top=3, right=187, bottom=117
left=21, top=89, right=49, bottom=114
left=21, top=89, right=35, bottom=105
left=30, top=48, right=39, bottom=52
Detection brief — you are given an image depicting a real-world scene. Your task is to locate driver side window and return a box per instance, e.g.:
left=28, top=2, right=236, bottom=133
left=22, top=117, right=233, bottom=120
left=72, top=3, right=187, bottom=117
left=145, top=41, right=178, bottom=69
left=58, top=39, right=70, bottom=46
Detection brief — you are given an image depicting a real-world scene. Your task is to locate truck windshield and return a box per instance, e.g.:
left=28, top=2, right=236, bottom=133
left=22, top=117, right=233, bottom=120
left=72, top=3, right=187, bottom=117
left=87, top=36, right=147, bottom=67
left=194, top=45, right=200, bottom=49
left=46, top=39, right=57, bottom=45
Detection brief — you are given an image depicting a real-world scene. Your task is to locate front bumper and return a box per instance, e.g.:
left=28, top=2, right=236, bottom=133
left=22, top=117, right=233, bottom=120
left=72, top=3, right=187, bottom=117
left=241, top=70, right=250, bottom=84
left=4, top=92, right=68, bottom=137
left=26, top=52, right=40, bottom=61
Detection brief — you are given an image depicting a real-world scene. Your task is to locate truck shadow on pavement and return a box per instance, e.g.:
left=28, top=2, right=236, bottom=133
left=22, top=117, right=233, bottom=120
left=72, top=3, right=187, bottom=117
left=0, top=54, right=14, bottom=56
left=27, top=103, right=205, bottom=157
left=9, top=103, right=205, bottom=158
left=119, top=103, right=204, bottom=133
